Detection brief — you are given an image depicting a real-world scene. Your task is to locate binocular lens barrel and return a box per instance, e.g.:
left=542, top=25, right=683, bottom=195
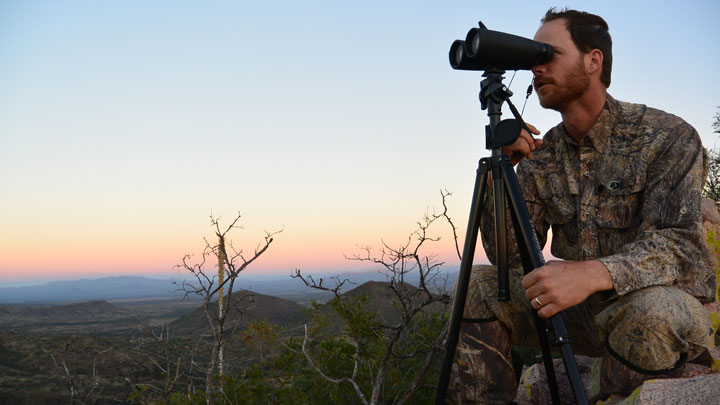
left=449, top=40, right=467, bottom=69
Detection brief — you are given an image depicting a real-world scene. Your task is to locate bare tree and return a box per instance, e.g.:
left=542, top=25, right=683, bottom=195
left=174, top=212, right=281, bottom=404
left=292, top=190, right=460, bottom=405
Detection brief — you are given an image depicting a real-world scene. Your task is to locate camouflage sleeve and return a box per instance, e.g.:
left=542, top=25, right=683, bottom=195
left=480, top=161, right=550, bottom=268
left=598, top=123, right=707, bottom=296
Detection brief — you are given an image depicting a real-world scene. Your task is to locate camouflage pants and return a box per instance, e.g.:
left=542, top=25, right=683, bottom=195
left=452, top=265, right=713, bottom=404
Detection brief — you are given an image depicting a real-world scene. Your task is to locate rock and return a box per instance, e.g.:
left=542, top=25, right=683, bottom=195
left=514, top=355, right=719, bottom=405
left=701, top=197, right=720, bottom=237
left=615, top=374, right=720, bottom=404
left=515, top=355, right=595, bottom=405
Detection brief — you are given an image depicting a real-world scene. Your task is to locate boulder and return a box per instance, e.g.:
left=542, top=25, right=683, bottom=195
left=515, top=356, right=595, bottom=405
left=614, top=374, right=720, bottom=404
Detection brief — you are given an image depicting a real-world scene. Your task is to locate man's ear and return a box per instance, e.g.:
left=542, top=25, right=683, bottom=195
left=586, top=49, right=604, bottom=77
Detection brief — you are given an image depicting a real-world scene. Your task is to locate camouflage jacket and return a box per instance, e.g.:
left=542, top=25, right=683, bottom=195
left=480, top=95, right=716, bottom=303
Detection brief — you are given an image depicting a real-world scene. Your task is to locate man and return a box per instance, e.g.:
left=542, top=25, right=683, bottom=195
left=453, top=8, right=716, bottom=404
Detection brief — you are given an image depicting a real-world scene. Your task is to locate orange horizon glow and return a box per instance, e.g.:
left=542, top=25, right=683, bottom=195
left=0, top=226, right=481, bottom=284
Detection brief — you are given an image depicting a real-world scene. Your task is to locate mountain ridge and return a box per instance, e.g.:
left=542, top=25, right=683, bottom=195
left=0, top=269, right=459, bottom=304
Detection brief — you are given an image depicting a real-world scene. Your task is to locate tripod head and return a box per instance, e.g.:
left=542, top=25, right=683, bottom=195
left=479, top=71, right=532, bottom=152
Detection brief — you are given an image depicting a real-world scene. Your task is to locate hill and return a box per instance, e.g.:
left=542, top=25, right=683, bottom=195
left=168, top=290, right=309, bottom=336
left=314, top=280, right=449, bottom=332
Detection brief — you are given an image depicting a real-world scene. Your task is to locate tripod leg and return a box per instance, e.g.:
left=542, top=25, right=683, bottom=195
left=499, top=156, right=588, bottom=405
left=435, top=159, right=490, bottom=405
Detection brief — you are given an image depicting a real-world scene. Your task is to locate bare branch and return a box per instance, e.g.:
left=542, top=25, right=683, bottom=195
left=292, top=269, right=355, bottom=296
left=439, top=189, right=462, bottom=261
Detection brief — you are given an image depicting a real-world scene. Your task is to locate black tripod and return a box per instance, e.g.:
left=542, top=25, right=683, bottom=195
left=434, top=71, right=588, bottom=405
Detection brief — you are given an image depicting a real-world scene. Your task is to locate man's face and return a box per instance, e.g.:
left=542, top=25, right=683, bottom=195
left=532, top=19, right=590, bottom=111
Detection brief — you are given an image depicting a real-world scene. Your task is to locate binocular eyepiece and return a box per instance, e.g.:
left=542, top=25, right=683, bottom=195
left=450, top=22, right=554, bottom=71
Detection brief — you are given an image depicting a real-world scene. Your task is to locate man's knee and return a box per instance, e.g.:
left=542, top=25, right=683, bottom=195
left=597, top=286, right=713, bottom=372
left=463, top=265, right=537, bottom=347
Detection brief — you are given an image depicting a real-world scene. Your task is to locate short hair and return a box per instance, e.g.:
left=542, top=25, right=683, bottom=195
left=541, top=8, right=612, bottom=88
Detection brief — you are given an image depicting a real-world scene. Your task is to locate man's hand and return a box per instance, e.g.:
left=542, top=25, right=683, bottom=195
left=522, top=260, right=613, bottom=318
left=504, top=123, right=542, bottom=166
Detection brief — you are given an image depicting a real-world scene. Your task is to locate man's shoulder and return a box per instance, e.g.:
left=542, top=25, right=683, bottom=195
left=610, top=97, right=702, bottom=171
left=614, top=98, right=693, bottom=136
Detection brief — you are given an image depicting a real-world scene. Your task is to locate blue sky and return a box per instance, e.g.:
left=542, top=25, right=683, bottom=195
left=0, top=1, right=718, bottom=285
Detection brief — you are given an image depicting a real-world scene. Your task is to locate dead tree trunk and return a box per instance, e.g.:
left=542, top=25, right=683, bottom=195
left=174, top=212, right=280, bottom=404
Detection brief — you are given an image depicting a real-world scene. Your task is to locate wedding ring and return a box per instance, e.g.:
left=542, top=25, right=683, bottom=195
left=534, top=297, right=543, bottom=307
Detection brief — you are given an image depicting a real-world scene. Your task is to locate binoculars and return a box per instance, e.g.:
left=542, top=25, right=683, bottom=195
left=450, top=22, right=554, bottom=71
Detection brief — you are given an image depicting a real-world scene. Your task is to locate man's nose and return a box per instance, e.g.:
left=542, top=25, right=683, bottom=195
left=532, top=64, right=545, bottom=75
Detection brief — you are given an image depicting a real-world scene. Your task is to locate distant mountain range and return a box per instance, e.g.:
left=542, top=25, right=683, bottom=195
left=0, top=276, right=185, bottom=304
left=0, top=269, right=459, bottom=304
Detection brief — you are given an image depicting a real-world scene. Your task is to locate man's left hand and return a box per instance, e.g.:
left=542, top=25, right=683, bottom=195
left=522, top=260, right=613, bottom=318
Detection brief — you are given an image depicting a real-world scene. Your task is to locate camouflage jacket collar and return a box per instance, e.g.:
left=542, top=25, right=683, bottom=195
left=560, top=94, right=619, bottom=154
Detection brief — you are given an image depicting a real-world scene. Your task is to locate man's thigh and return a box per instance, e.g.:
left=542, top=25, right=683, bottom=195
left=463, top=264, right=603, bottom=354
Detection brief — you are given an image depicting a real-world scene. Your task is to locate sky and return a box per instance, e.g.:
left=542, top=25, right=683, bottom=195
left=1, top=1, right=719, bottom=286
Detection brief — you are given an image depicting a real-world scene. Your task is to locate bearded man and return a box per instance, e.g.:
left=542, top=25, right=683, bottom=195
left=453, top=8, right=716, bottom=404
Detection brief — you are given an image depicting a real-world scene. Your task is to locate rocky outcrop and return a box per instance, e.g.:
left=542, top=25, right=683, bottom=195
left=514, top=354, right=719, bottom=405
left=615, top=374, right=720, bottom=404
